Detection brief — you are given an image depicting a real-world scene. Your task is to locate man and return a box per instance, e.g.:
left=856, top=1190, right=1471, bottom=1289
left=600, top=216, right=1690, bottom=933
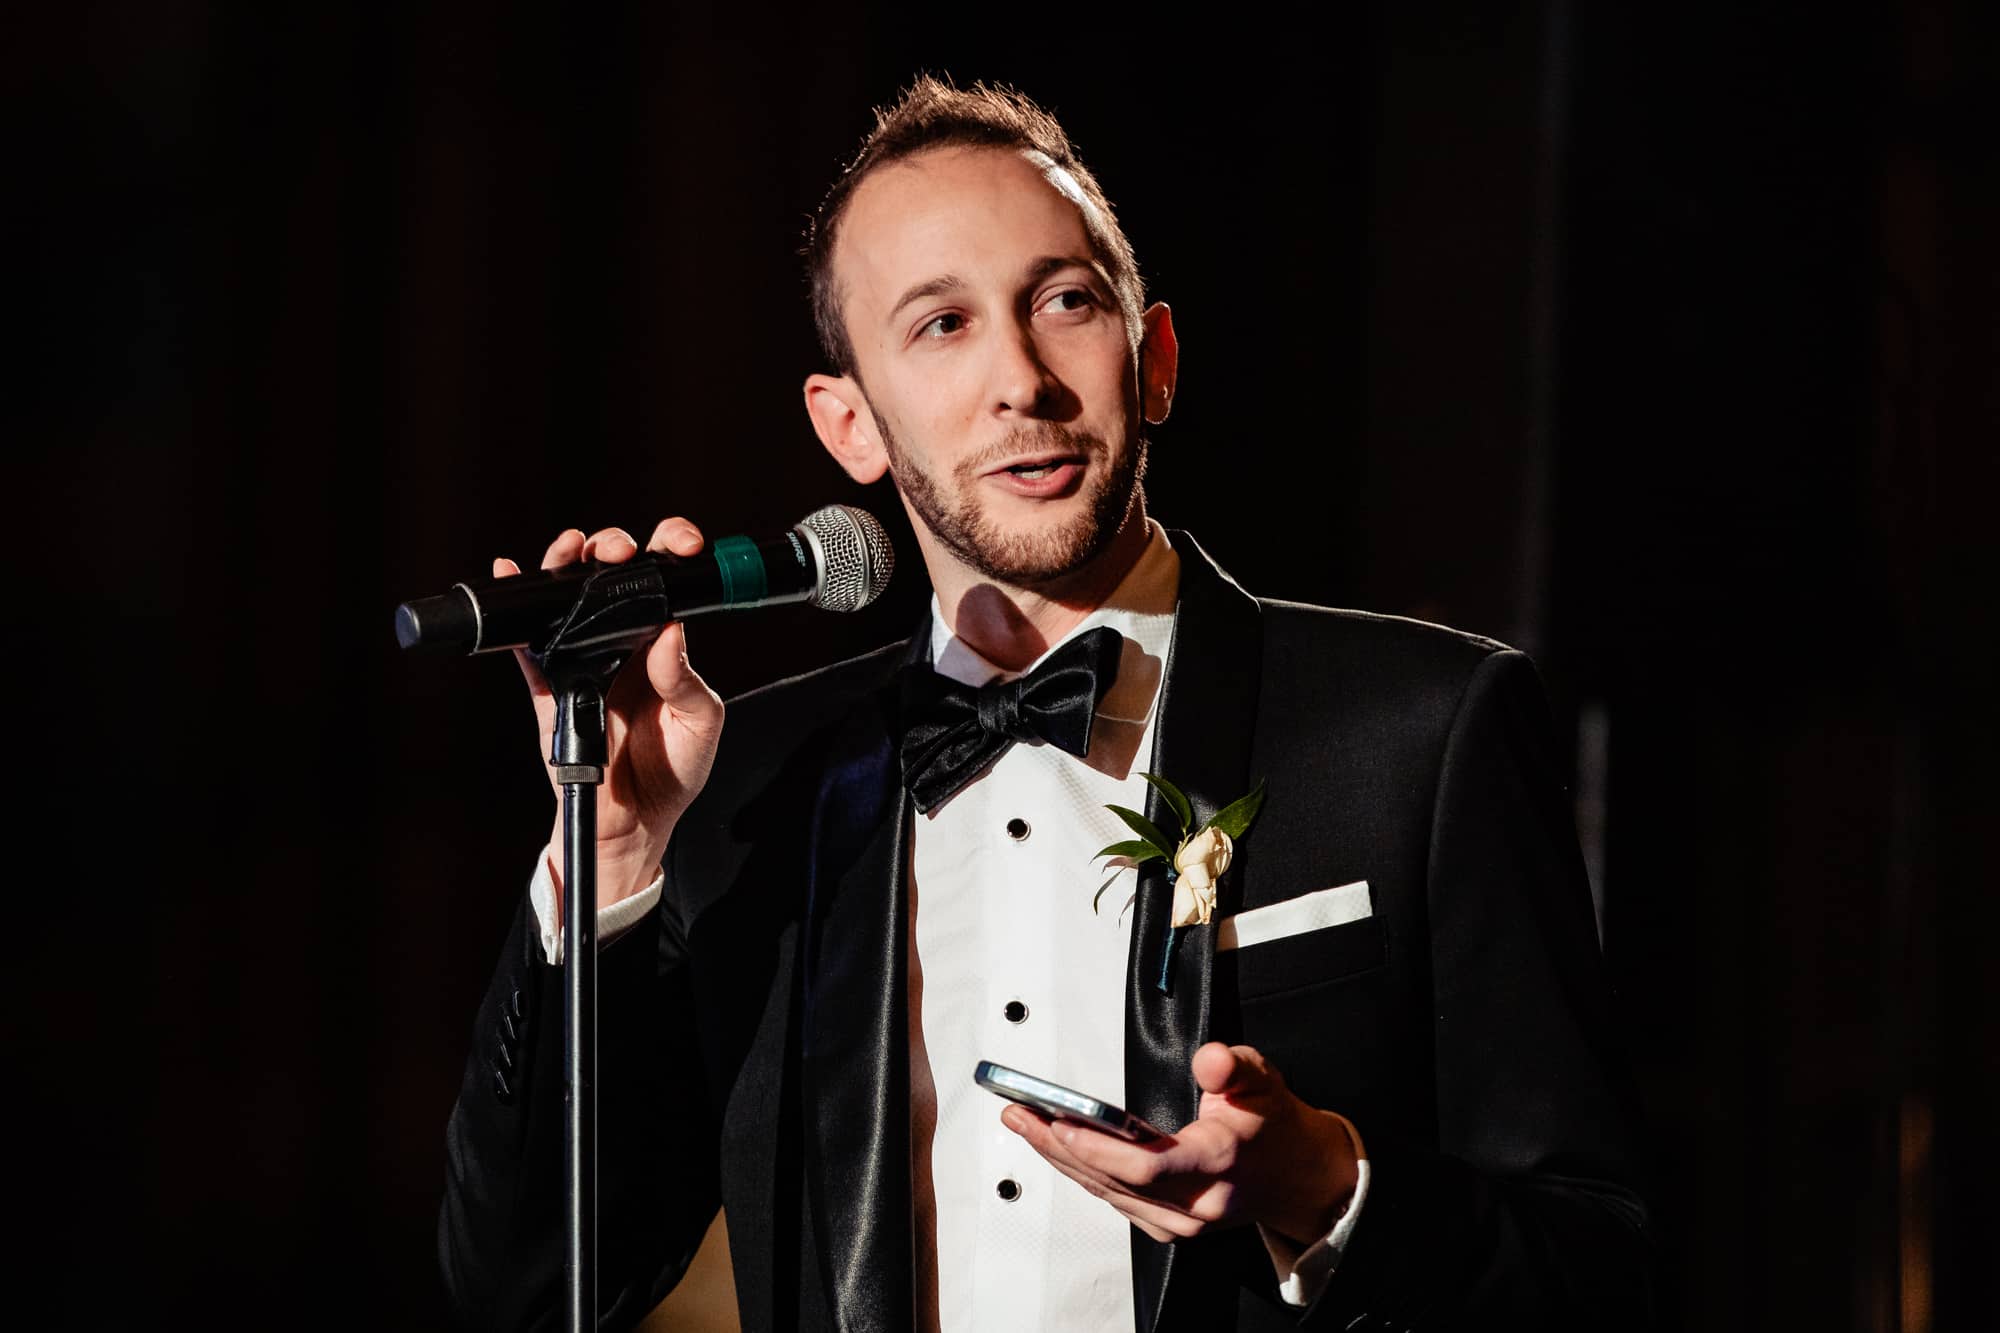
left=440, top=78, right=1653, bottom=1331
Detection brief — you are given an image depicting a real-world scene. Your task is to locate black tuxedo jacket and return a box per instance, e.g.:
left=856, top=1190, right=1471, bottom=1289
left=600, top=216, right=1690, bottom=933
left=440, top=532, right=1654, bottom=1331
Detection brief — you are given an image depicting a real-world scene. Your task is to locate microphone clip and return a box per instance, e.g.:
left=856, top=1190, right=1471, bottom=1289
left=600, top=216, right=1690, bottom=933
left=528, top=556, right=677, bottom=675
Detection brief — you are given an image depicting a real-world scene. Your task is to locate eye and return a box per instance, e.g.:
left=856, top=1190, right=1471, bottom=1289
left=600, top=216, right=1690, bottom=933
left=1040, top=288, right=1095, bottom=315
left=918, top=312, right=966, bottom=339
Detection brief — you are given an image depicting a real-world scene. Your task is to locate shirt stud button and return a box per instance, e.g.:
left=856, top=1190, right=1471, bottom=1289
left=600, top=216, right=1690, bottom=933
left=1005, top=817, right=1030, bottom=841
left=996, top=1178, right=1022, bottom=1202
left=1003, top=1000, right=1028, bottom=1024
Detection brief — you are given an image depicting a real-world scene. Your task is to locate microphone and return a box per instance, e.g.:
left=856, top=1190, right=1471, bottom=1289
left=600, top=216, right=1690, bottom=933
left=394, top=504, right=895, bottom=658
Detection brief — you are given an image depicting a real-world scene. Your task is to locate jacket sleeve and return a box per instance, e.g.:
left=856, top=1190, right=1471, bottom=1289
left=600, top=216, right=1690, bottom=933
left=437, top=863, right=722, bottom=1332
left=1301, top=649, right=1657, bottom=1331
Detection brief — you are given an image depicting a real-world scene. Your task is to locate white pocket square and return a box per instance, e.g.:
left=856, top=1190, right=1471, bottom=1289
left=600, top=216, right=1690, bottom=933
left=1216, top=880, right=1373, bottom=953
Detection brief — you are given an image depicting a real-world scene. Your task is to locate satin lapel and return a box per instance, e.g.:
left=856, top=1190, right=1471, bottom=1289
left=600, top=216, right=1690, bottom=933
left=1126, top=531, right=1263, bottom=1333
left=801, top=674, right=917, bottom=1333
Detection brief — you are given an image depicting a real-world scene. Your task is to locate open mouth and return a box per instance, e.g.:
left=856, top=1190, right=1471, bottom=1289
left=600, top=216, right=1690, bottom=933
left=993, top=454, right=1085, bottom=480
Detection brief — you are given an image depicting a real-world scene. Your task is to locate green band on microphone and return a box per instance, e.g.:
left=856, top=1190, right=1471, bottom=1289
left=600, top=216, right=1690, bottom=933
left=712, top=535, right=768, bottom=606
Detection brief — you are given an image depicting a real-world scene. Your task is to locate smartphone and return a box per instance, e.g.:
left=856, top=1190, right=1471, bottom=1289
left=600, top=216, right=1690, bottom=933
left=974, top=1060, right=1167, bottom=1143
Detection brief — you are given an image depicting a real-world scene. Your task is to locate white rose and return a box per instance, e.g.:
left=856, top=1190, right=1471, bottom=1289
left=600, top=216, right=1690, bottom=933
left=1170, top=876, right=1217, bottom=928
left=1170, top=826, right=1232, bottom=927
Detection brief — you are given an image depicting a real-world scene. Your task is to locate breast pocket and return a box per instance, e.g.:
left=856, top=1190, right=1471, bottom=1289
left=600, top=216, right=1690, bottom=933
left=1217, top=880, right=1388, bottom=1002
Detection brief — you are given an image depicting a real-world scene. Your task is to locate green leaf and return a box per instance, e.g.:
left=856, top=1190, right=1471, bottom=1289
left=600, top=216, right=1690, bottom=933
left=1203, top=779, right=1268, bottom=842
left=1095, top=839, right=1166, bottom=863
left=1104, top=804, right=1174, bottom=859
left=1138, top=772, right=1193, bottom=838
left=1092, top=868, right=1129, bottom=915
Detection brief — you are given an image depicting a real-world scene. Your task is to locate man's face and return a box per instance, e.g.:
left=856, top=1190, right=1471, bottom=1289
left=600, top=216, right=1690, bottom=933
left=817, top=147, right=1168, bottom=587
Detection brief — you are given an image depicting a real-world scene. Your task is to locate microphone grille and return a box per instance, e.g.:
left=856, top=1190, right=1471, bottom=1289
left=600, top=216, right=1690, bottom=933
left=798, top=505, right=895, bottom=612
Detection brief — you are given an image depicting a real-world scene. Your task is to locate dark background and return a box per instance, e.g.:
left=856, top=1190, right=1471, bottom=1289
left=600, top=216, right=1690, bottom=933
left=12, top=2, right=1995, bottom=1329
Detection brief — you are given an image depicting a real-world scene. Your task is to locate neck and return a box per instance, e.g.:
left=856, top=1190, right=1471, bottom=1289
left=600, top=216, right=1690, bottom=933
left=923, top=507, right=1154, bottom=674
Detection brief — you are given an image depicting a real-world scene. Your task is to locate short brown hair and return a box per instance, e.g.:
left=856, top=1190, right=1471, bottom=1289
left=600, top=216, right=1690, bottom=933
left=804, top=75, right=1146, bottom=378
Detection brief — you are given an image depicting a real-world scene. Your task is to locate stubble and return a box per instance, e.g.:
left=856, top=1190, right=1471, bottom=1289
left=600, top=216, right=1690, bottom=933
left=876, top=415, right=1148, bottom=586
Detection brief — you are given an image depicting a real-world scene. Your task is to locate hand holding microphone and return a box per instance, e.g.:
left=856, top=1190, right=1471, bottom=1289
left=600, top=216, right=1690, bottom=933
left=404, top=505, right=894, bottom=912
left=505, top=517, right=728, bottom=911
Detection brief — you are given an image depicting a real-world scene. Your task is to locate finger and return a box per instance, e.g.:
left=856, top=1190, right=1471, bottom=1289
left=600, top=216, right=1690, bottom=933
left=644, top=516, right=706, bottom=556
left=1003, top=1106, right=1195, bottom=1194
left=642, top=621, right=724, bottom=720
left=492, top=556, right=523, bottom=578
left=1007, top=1122, right=1216, bottom=1239
left=541, top=529, right=587, bottom=571
left=1047, top=1115, right=1235, bottom=1189
left=1002, top=1110, right=1173, bottom=1205
left=1001, top=1107, right=1120, bottom=1187
left=1193, top=1042, right=1256, bottom=1096
left=581, top=526, right=638, bottom=563
left=1033, top=1146, right=1200, bottom=1242
left=1036, top=1127, right=1242, bottom=1231
left=511, top=645, right=552, bottom=699
left=1001, top=1103, right=1049, bottom=1141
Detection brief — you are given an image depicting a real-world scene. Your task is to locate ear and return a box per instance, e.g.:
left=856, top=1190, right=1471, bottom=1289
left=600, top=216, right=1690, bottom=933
left=804, top=373, right=889, bottom=484
left=1137, top=302, right=1179, bottom=425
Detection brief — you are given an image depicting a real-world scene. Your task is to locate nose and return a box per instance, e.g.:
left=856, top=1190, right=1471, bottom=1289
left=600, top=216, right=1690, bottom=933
left=989, top=323, right=1062, bottom=418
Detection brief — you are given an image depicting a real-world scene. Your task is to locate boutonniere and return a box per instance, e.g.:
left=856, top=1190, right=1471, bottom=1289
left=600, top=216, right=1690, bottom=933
left=1094, top=773, right=1266, bottom=992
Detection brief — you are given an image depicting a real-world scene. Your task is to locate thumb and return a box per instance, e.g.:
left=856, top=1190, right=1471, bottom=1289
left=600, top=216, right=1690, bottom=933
left=1193, top=1042, right=1276, bottom=1098
left=644, top=622, right=723, bottom=721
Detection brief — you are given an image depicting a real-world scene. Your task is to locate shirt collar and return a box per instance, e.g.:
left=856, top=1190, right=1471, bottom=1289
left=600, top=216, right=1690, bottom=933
left=925, top=520, right=1180, bottom=725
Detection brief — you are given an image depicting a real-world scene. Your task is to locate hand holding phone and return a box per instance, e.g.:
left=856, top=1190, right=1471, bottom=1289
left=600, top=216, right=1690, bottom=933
left=974, top=1060, right=1166, bottom=1143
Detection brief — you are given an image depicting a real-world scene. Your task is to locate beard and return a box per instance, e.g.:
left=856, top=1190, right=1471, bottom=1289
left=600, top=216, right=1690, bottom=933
left=874, top=412, right=1148, bottom=586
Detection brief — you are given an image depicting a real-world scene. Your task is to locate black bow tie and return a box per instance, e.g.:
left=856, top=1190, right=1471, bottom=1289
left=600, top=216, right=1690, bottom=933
left=896, top=625, right=1124, bottom=813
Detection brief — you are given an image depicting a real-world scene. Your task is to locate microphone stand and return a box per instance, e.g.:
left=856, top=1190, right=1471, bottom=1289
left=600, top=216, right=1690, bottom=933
left=544, top=653, right=618, bottom=1333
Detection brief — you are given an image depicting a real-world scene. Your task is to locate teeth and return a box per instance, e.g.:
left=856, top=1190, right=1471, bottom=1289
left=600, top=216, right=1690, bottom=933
left=1014, top=466, right=1053, bottom=479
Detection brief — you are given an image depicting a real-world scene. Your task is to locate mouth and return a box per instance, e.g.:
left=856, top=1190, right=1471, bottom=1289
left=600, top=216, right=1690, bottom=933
left=983, top=452, right=1088, bottom=499
left=984, top=452, right=1088, bottom=481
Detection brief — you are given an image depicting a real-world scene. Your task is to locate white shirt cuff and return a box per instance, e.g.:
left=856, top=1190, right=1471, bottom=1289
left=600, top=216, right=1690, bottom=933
left=1258, top=1115, right=1371, bottom=1308
left=528, top=846, right=664, bottom=965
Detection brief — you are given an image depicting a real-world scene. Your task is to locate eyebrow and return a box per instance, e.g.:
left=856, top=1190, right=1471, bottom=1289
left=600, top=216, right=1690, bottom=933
left=888, top=274, right=967, bottom=322
left=1022, top=254, right=1100, bottom=287
left=886, top=255, right=1106, bottom=324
